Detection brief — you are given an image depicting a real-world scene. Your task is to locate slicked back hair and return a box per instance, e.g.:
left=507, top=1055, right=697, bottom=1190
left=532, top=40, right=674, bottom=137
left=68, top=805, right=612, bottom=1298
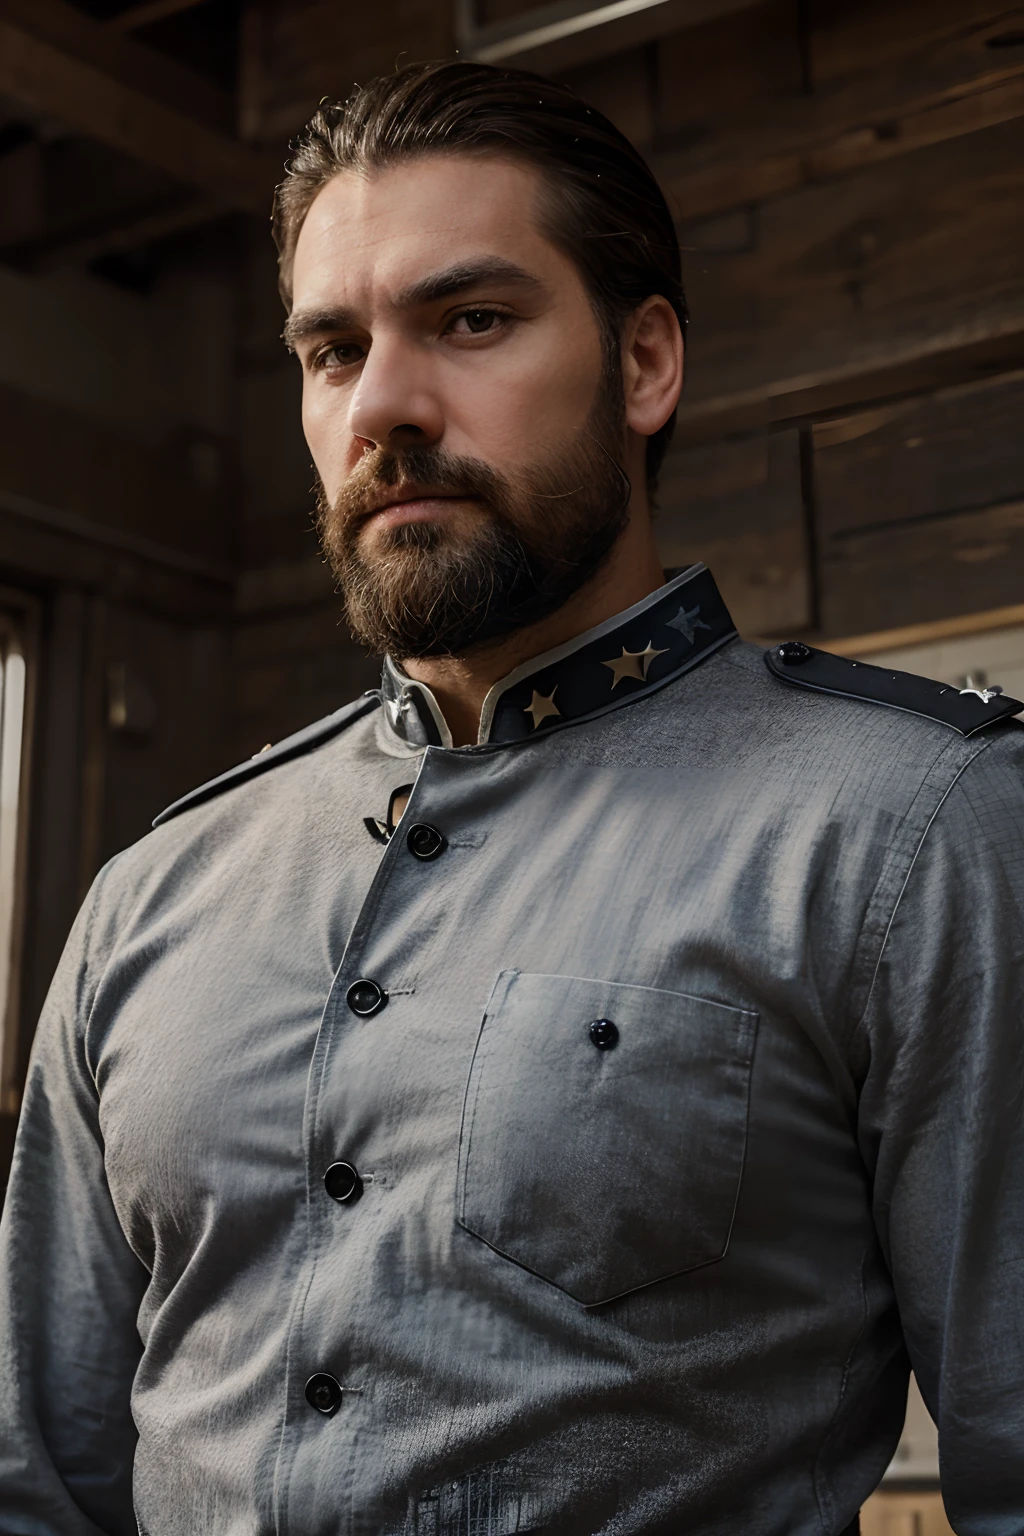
left=272, top=60, right=686, bottom=490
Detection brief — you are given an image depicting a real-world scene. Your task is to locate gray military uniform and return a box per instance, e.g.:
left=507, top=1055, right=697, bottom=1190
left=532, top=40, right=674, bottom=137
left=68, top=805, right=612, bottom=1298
left=2, top=564, right=1023, bottom=1536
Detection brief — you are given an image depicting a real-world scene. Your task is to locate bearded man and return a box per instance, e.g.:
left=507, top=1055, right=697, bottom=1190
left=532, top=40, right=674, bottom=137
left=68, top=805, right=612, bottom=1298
left=2, top=60, right=1024, bottom=1536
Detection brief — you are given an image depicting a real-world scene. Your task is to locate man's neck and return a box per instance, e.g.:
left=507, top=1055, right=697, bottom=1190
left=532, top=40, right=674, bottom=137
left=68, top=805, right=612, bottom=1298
left=400, top=514, right=666, bottom=746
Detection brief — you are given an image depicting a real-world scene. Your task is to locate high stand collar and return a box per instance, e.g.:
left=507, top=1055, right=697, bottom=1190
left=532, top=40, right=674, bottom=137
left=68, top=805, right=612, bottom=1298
left=378, top=563, right=738, bottom=750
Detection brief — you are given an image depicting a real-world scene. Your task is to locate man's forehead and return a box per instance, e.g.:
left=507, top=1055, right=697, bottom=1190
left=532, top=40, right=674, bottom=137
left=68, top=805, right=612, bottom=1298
left=290, top=154, right=556, bottom=306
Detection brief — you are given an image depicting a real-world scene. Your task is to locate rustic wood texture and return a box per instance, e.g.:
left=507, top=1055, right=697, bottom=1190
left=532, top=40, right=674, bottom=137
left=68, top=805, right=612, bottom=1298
left=0, top=3, right=276, bottom=211
left=861, top=1488, right=953, bottom=1536
left=653, top=0, right=1024, bottom=222
left=813, top=371, right=1024, bottom=635
left=101, top=605, right=231, bottom=859
left=655, top=428, right=811, bottom=635
left=243, top=0, right=456, bottom=144
left=677, top=116, right=1024, bottom=437
left=0, top=380, right=234, bottom=570
left=234, top=601, right=379, bottom=760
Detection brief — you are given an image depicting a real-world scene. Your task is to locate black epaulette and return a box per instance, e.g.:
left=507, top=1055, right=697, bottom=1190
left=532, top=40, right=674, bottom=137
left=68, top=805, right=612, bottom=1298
left=152, top=693, right=381, bottom=828
left=764, top=641, right=1023, bottom=738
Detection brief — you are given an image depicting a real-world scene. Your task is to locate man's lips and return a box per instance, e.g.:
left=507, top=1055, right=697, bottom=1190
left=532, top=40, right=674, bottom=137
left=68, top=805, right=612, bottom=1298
left=360, top=489, right=476, bottom=531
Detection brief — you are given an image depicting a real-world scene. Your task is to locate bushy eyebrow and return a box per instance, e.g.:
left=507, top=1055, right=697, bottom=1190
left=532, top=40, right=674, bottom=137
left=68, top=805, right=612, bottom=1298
left=282, top=257, right=543, bottom=350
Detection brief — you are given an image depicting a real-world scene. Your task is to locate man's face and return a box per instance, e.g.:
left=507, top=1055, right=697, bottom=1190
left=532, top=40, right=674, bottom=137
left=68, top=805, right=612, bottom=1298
left=286, top=153, right=630, bottom=658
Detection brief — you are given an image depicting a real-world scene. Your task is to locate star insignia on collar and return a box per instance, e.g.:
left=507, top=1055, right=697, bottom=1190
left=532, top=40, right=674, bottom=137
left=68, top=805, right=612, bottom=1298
left=602, top=642, right=669, bottom=689
left=525, top=687, right=561, bottom=729
left=666, top=603, right=711, bottom=646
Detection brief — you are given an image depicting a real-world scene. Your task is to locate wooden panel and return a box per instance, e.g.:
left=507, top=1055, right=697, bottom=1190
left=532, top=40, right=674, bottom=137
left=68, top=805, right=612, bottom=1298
left=1, top=0, right=234, bottom=133
left=814, top=372, right=1024, bottom=537
left=246, top=0, right=456, bottom=143
left=675, top=117, right=1024, bottom=439
left=809, top=0, right=1009, bottom=87
left=655, top=428, right=810, bottom=636
left=0, top=506, right=232, bottom=626
left=101, top=606, right=231, bottom=861
left=814, top=371, right=1024, bottom=635
left=656, top=0, right=803, bottom=139
left=234, top=611, right=379, bottom=759
left=654, top=2, right=1024, bottom=223
left=0, top=10, right=275, bottom=212
left=819, top=497, right=1024, bottom=637
left=560, top=46, right=656, bottom=148
left=0, top=381, right=234, bottom=569
left=861, top=1489, right=953, bottom=1536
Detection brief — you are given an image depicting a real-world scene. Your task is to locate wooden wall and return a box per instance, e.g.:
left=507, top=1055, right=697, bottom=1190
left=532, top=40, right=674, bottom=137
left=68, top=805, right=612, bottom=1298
left=229, top=0, right=1024, bottom=650
left=0, top=238, right=238, bottom=1166
left=2, top=0, right=1023, bottom=1142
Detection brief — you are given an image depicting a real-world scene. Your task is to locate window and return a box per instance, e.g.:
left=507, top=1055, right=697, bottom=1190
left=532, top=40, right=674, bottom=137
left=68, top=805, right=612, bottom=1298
left=0, top=595, right=36, bottom=1117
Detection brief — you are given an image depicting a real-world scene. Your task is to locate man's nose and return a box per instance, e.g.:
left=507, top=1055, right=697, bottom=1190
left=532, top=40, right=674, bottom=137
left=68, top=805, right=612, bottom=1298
left=348, top=338, right=444, bottom=452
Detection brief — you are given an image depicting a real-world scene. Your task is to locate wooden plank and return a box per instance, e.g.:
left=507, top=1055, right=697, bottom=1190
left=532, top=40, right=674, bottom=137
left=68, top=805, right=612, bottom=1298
left=0, top=0, right=233, bottom=133
left=559, top=45, right=657, bottom=148
left=108, top=0, right=208, bottom=32
left=0, top=381, right=234, bottom=570
left=40, top=197, right=226, bottom=268
left=828, top=603, right=1024, bottom=659
left=812, top=372, right=1024, bottom=539
left=653, top=3, right=1024, bottom=223
left=245, top=0, right=456, bottom=144
left=818, top=497, right=1024, bottom=637
left=101, top=606, right=231, bottom=863
left=861, top=1489, right=953, bottom=1536
left=0, top=12, right=276, bottom=213
left=234, top=642, right=381, bottom=760
left=656, top=0, right=802, bottom=141
left=675, top=118, right=1024, bottom=441
left=466, top=0, right=762, bottom=76
left=811, top=369, right=1024, bottom=637
left=654, top=428, right=811, bottom=636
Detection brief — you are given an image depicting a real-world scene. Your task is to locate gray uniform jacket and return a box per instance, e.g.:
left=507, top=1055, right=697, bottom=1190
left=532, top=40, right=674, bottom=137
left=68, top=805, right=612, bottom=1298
left=2, top=564, right=1024, bottom=1536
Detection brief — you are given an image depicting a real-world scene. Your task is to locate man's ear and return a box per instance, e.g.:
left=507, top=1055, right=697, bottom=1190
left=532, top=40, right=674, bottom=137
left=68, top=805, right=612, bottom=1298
left=622, top=296, right=684, bottom=440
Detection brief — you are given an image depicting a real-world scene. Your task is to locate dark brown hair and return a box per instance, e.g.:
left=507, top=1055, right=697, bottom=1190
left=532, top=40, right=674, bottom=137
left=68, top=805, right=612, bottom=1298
left=272, top=60, right=686, bottom=486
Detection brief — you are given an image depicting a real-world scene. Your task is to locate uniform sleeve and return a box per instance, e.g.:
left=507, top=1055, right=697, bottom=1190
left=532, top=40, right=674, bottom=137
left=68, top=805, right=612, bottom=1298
left=0, top=885, right=147, bottom=1535
left=856, top=731, right=1024, bottom=1535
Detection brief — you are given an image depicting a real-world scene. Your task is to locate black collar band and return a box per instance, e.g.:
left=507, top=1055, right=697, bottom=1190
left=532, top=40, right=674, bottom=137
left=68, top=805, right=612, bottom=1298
left=378, top=564, right=737, bottom=749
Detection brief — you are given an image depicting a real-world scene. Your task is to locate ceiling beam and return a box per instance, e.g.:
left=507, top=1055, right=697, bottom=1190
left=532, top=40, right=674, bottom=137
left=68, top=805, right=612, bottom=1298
left=459, top=0, right=761, bottom=74
left=0, top=0, right=232, bottom=132
left=108, top=0, right=209, bottom=32
left=0, top=5, right=278, bottom=214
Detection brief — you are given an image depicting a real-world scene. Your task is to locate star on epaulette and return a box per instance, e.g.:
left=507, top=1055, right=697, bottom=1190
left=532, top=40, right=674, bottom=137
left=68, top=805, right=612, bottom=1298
left=764, top=641, right=1024, bottom=737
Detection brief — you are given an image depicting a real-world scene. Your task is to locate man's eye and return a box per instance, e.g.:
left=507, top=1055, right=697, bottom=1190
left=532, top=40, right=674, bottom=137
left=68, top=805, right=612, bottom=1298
left=455, top=309, right=500, bottom=335
left=316, top=343, right=363, bottom=369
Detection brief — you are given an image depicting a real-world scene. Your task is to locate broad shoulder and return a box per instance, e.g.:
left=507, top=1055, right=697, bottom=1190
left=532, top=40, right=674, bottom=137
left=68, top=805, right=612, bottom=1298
left=711, top=637, right=1024, bottom=794
left=153, top=692, right=381, bottom=828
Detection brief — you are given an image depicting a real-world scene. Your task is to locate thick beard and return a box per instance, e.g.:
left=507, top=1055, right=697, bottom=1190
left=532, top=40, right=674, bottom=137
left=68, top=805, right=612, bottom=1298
left=315, top=371, right=631, bottom=660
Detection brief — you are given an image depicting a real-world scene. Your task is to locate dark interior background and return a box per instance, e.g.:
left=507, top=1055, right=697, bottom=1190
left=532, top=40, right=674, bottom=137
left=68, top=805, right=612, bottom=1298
left=1, top=0, right=1023, bottom=1172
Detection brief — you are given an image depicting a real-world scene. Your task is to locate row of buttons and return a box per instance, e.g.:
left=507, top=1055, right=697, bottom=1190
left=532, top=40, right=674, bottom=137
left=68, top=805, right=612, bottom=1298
left=307, top=1161, right=363, bottom=1414
left=345, top=822, right=446, bottom=1020
left=306, top=826, right=449, bottom=1412
left=305, top=1021, right=621, bottom=1418
left=310, top=801, right=617, bottom=1418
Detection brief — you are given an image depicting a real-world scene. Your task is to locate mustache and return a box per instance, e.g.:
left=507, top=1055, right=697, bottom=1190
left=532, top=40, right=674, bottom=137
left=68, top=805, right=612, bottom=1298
left=332, top=444, right=510, bottom=527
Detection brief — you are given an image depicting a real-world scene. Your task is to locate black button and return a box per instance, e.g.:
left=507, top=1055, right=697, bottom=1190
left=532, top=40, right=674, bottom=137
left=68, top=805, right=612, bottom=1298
left=406, top=823, right=447, bottom=860
left=588, top=1018, right=619, bottom=1050
left=346, top=979, right=387, bottom=1017
left=777, top=640, right=812, bottom=665
left=305, top=1373, right=343, bottom=1416
left=324, top=1161, right=362, bottom=1204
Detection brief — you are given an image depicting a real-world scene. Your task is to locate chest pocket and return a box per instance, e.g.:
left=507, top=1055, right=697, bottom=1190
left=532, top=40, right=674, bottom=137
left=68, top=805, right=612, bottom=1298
left=457, top=970, right=758, bottom=1307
